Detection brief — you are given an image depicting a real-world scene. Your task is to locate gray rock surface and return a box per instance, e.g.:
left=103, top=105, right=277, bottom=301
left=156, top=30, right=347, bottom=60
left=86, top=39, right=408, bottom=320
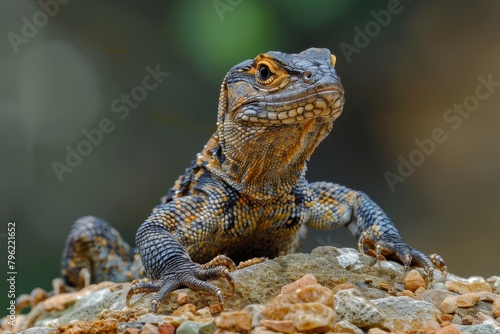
left=334, top=288, right=385, bottom=328
left=372, top=296, right=441, bottom=332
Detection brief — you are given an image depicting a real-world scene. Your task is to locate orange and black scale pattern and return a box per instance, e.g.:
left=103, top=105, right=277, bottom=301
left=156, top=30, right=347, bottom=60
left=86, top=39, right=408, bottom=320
left=60, top=48, right=447, bottom=313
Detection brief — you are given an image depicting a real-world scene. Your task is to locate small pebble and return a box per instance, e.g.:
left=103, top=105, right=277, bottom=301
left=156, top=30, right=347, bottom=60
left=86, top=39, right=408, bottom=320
left=215, top=311, right=252, bottom=332
left=331, top=283, right=357, bottom=295
left=196, top=307, right=212, bottom=318
left=287, top=302, right=336, bottom=332
left=445, top=280, right=492, bottom=294
left=367, top=328, right=389, bottom=334
left=260, top=319, right=295, bottom=334
left=479, top=291, right=500, bottom=302
left=493, top=298, right=500, bottom=317
left=251, top=326, right=279, bottom=334
left=124, top=328, right=141, bottom=334
left=456, top=293, right=480, bottom=307
left=405, top=270, right=426, bottom=292
left=476, top=311, right=500, bottom=325
left=296, top=284, right=334, bottom=306
left=136, top=313, right=168, bottom=324
left=334, top=288, right=385, bottom=328
left=210, top=303, right=223, bottom=315
left=172, top=304, right=197, bottom=317
left=400, top=290, right=414, bottom=298
left=177, top=320, right=216, bottom=334
left=158, top=322, right=176, bottom=334
left=280, top=274, right=317, bottom=294
left=140, top=323, right=159, bottom=334
left=243, top=304, right=265, bottom=328
left=440, top=313, right=454, bottom=322
left=414, top=286, right=426, bottom=296
left=461, top=314, right=474, bottom=325
left=487, top=276, right=500, bottom=293
left=441, top=295, right=458, bottom=314
left=435, top=324, right=460, bottom=334
left=333, top=320, right=363, bottom=334
left=177, top=292, right=188, bottom=305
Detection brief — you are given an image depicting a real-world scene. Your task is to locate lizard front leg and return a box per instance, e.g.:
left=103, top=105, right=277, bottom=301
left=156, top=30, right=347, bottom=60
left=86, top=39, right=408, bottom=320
left=305, top=182, right=447, bottom=284
left=127, top=197, right=235, bottom=313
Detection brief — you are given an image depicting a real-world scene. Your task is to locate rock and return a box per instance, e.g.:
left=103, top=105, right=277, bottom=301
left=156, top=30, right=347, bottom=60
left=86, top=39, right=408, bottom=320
left=457, top=321, right=500, bottom=333
left=177, top=292, right=188, bottom=305
left=435, top=324, right=461, bottom=334
left=442, top=295, right=458, bottom=314
left=196, top=307, right=212, bottom=318
left=242, top=304, right=265, bottom=328
left=366, top=329, right=389, bottom=334
left=262, top=284, right=334, bottom=320
left=456, top=292, right=481, bottom=307
left=120, top=322, right=146, bottom=333
left=215, top=311, right=252, bottom=332
left=487, top=276, right=500, bottom=293
left=417, top=289, right=457, bottom=313
left=280, top=273, right=317, bottom=294
left=441, top=313, right=454, bottom=322
left=334, top=288, right=385, bottom=328
left=124, top=328, right=141, bottom=334
left=16, top=247, right=401, bottom=330
left=135, top=313, right=163, bottom=323
left=476, top=311, right=500, bottom=325
left=332, top=320, right=363, bottom=334
left=445, top=280, right=492, bottom=294
left=141, top=323, right=159, bottom=334
left=259, top=319, right=295, bottom=334
left=295, top=284, right=334, bottom=305
left=330, top=282, right=358, bottom=295
left=176, top=320, right=217, bottom=334
left=284, top=302, right=336, bottom=333
left=405, top=269, right=426, bottom=292
left=158, top=322, right=176, bottom=334
left=8, top=327, right=53, bottom=334
left=372, top=296, right=441, bottom=332
left=251, top=326, right=278, bottom=334
left=493, top=298, right=500, bottom=317
left=15, top=247, right=496, bottom=334
left=450, top=314, right=462, bottom=325
left=172, top=304, right=197, bottom=317
left=53, top=319, right=118, bottom=334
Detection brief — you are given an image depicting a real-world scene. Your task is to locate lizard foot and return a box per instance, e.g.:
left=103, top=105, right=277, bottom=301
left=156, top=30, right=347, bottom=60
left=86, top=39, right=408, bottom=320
left=358, top=231, right=447, bottom=287
left=126, top=255, right=235, bottom=314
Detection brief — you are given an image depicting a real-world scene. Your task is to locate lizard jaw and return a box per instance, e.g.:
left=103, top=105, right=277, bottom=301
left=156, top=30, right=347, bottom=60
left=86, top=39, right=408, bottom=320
left=237, top=88, right=345, bottom=125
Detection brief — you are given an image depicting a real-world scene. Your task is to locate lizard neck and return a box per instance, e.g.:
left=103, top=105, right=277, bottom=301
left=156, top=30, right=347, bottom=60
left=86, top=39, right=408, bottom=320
left=201, top=117, right=333, bottom=200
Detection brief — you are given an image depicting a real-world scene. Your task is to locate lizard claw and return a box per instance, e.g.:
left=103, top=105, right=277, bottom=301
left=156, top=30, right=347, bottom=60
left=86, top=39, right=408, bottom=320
left=358, top=230, right=446, bottom=287
left=126, top=255, right=235, bottom=314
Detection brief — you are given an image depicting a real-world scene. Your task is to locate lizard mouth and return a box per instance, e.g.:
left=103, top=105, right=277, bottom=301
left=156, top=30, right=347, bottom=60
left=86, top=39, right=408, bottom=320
left=237, top=87, right=345, bottom=125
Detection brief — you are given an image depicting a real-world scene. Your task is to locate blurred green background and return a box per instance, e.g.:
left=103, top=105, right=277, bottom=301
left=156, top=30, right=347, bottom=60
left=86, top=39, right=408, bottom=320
left=1, top=0, right=500, bottom=314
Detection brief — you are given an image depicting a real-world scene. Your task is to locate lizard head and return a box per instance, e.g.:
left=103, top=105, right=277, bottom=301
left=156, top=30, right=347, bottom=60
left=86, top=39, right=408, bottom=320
left=219, top=47, right=344, bottom=127
left=205, top=48, right=345, bottom=197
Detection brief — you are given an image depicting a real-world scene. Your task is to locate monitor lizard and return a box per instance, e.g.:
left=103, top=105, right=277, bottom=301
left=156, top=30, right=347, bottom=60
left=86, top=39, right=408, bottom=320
left=23, top=48, right=447, bottom=314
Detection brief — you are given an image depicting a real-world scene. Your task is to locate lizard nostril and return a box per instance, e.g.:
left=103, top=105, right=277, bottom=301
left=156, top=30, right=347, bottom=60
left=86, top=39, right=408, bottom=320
left=304, top=71, right=312, bottom=80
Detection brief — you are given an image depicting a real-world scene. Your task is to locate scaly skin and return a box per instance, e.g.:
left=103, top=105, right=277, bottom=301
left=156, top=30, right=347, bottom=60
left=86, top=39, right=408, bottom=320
left=21, top=48, right=447, bottom=314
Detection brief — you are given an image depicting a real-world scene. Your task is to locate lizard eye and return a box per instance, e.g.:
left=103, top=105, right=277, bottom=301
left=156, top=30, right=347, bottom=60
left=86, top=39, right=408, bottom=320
left=259, top=65, right=272, bottom=80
